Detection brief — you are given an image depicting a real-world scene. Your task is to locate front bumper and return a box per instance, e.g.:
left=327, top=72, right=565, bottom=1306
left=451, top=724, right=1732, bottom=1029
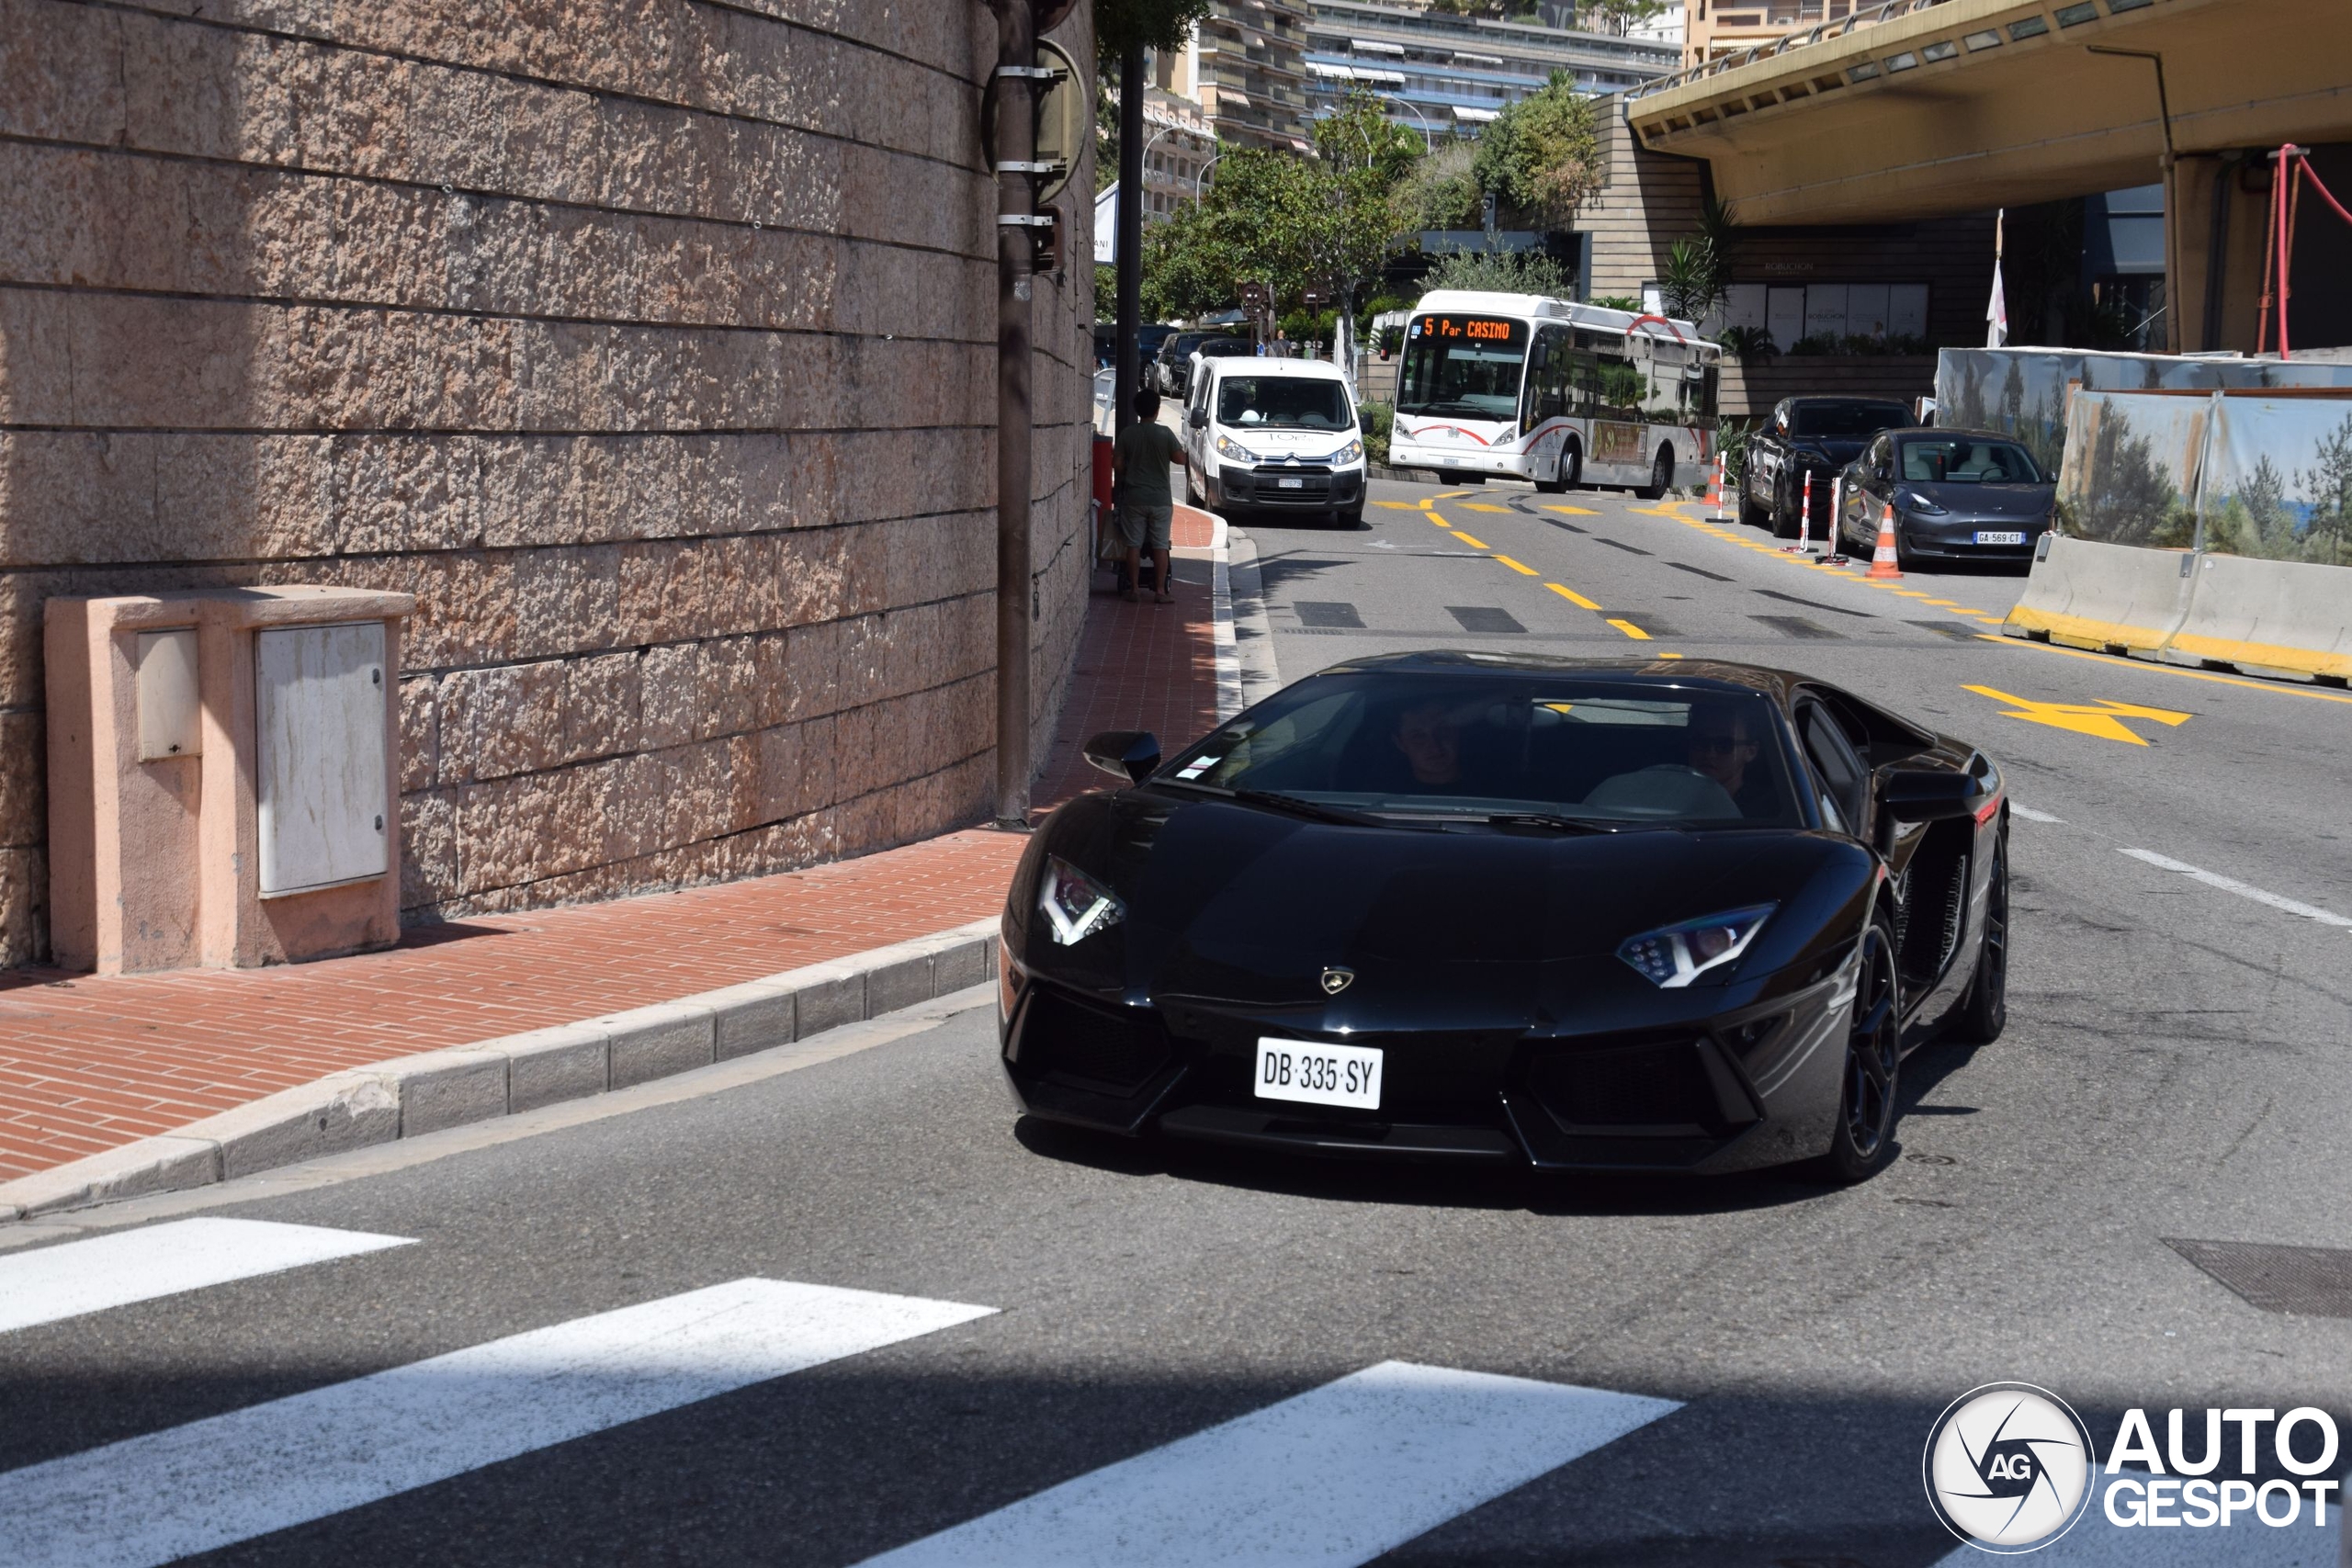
left=1001, top=970, right=1852, bottom=1175
left=1898, top=512, right=2050, bottom=560
left=1216, top=464, right=1365, bottom=511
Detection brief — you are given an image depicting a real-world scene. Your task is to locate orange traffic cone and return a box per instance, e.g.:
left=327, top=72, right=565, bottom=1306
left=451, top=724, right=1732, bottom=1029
left=1867, top=502, right=1904, bottom=579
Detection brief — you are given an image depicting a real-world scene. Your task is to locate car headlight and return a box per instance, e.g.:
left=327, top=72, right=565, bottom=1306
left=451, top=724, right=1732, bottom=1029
left=1038, top=856, right=1125, bottom=946
left=1327, top=439, right=1364, bottom=465
left=1618, top=904, right=1775, bottom=988
left=1215, top=434, right=1259, bottom=463
left=1901, top=491, right=1948, bottom=515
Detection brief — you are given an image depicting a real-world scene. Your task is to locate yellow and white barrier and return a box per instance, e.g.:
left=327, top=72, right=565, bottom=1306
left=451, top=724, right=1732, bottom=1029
left=2004, top=538, right=2352, bottom=682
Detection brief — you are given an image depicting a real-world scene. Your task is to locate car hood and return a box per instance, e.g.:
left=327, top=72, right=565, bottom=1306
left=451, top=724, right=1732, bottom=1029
left=1904, top=481, right=2054, bottom=518
left=1024, top=792, right=1870, bottom=1030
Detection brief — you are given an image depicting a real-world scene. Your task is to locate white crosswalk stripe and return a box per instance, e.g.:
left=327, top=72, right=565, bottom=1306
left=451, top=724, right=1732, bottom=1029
left=0, top=1217, right=413, bottom=1336
left=1928, top=1472, right=2340, bottom=1566
left=0, top=1277, right=996, bottom=1568
left=854, top=1359, right=1679, bottom=1567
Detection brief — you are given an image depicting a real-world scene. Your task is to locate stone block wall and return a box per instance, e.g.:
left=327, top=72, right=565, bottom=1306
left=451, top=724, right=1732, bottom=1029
left=0, top=0, right=1098, bottom=965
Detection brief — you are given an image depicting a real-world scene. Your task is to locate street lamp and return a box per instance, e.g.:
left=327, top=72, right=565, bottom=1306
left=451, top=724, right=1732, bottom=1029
left=1194, top=152, right=1225, bottom=201
left=1377, top=92, right=1434, bottom=153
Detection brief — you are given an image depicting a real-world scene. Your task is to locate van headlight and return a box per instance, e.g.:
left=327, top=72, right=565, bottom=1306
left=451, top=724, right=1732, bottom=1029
left=1215, top=434, right=1259, bottom=463
left=1618, top=904, right=1775, bottom=987
left=1038, top=857, right=1125, bottom=946
left=1328, top=439, right=1365, bottom=466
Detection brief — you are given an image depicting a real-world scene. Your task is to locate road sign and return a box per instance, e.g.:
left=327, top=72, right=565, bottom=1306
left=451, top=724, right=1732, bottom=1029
left=982, top=38, right=1085, bottom=207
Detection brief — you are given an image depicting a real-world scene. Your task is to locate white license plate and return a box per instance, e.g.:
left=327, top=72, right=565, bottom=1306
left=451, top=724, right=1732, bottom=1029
left=1255, top=1037, right=1382, bottom=1110
left=1277, top=476, right=1305, bottom=490
left=1973, top=529, right=2026, bottom=546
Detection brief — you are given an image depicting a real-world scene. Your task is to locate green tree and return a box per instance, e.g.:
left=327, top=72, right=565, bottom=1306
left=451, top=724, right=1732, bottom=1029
left=1094, top=0, right=1215, bottom=62
left=1389, top=141, right=1483, bottom=233
left=1420, top=247, right=1576, bottom=299
left=1472, top=72, right=1604, bottom=232
left=2239, top=452, right=2294, bottom=555
left=1582, top=0, right=1668, bottom=34
left=2300, top=412, right=2352, bottom=566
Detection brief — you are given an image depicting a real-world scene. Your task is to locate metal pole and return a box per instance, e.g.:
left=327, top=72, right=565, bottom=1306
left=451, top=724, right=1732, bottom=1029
left=1115, top=48, right=1146, bottom=436
left=2086, top=47, right=2178, bottom=352
left=992, top=0, right=1037, bottom=829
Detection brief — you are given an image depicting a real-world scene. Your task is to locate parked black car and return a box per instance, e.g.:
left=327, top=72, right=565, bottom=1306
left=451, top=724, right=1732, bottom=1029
left=1157, top=333, right=1253, bottom=397
left=1000, top=655, right=2011, bottom=1183
left=1096, top=322, right=1179, bottom=374
left=1837, top=428, right=2055, bottom=569
left=1741, top=397, right=1916, bottom=538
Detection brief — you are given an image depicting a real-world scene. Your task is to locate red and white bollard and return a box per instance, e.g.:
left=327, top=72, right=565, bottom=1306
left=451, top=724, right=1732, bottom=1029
left=1783, top=472, right=1814, bottom=553
left=1709, top=452, right=1727, bottom=521
left=1820, top=475, right=1849, bottom=564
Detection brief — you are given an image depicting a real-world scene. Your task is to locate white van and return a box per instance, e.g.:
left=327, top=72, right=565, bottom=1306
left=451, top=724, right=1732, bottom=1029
left=1181, top=356, right=1368, bottom=527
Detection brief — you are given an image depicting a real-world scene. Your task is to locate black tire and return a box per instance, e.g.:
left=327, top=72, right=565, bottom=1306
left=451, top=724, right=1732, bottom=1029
left=1634, top=445, right=1672, bottom=501
left=1560, top=438, right=1582, bottom=491
left=1952, top=827, right=2009, bottom=1044
left=1738, top=470, right=1769, bottom=527
left=1816, top=914, right=1902, bottom=1183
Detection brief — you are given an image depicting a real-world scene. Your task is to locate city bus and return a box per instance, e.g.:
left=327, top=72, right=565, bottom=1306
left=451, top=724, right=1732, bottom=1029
left=1388, top=289, right=1721, bottom=498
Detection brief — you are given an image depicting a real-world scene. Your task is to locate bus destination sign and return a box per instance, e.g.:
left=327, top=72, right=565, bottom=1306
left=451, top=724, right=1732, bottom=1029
left=1412, top=314, right=1522, bottom=345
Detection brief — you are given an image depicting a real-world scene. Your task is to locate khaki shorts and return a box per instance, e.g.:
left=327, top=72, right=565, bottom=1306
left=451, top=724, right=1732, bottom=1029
left=1114, top=502, right=1173, bottom=553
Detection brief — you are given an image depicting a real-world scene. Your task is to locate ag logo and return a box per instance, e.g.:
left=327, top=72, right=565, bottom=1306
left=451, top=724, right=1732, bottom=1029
left=1319, top=966, right=1355, bottom=996
left=1924, top=1382, right=2095, bottom=1553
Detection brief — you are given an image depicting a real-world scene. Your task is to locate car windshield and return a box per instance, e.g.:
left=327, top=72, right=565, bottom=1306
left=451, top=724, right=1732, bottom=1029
left=1158, top=672, right=1802, bottom=828
left=1216, top=377, right=1352, bottom=432
left=1396, top=314, right=1527, bottom=422
left=1790, top=402, right=1912, bottom=438
left=1901, top=437, right=2042, bottom=483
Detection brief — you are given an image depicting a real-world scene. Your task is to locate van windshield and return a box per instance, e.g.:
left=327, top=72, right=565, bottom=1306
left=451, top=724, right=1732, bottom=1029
left=1216, top=377, right=1353, bottom=431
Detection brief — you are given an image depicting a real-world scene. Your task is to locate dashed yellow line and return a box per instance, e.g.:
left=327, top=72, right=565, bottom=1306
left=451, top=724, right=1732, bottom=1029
left=1429, top=514, right=1453, bottom=527
left=1608, top=618, right=1652, bottom=641
left=1493, top=554, right=1539, bottom=576
left=1543, top=503, right=1599, bottom=516
left=1458, top=502, right=1511, bottom=513
left=1371, top=500, right=1423, bottom=511
left=1451, top=530, right=1489, bottom=549
left=1546, top=582, right=1600, bottom=610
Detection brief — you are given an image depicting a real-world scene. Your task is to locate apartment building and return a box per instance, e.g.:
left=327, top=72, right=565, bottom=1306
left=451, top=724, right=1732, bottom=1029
left=1158, top=0, right=1317, bottom=152
left=1683, top=0, right=1861, bottom=67
left=1301, top=1, right=1678, bottom=139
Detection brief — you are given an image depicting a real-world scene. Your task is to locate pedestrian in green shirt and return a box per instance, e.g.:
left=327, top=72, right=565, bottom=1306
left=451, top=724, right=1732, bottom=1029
left=1113, top=389, right=1193, bottom=604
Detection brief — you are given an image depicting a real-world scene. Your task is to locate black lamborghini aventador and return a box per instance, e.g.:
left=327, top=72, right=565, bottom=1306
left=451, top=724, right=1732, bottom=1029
left=999, top=654, right=2010, bottom=1182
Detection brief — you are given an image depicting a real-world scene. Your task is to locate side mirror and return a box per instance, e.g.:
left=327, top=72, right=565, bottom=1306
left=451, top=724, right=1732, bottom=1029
left=1083, top=730, right=1160, bottom=784
left=1882, top=769, right=1976, bottom=823
left=1188, top=407, right=1206, bottom=429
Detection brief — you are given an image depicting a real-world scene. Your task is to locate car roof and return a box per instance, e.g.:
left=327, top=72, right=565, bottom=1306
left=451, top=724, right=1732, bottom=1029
left=1310, top=650, right=1791, bottom=693
left=1785, top=395, right=1911, bottom=409
left=1894, top=426, right=2028, bottom=442
left=1205, top=356, right=1347, bottom=381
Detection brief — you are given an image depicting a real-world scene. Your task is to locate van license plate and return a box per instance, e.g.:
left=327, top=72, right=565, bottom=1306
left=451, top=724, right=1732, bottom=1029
left=1973, top=530, right=2025, bottom=546
left=1278, top=476, right=1305, bottom=490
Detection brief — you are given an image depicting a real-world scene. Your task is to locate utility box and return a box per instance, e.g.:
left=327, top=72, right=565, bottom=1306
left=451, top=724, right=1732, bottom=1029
left=46, top=587, right=415, bottom=974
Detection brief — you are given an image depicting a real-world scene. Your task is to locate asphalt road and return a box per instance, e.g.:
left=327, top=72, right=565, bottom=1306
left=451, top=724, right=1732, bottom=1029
left=4, top=474, right=2350, bottom=1567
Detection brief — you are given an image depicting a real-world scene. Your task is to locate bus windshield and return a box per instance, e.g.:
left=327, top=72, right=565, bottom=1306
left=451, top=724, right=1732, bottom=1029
left=1397, top=314, right=1527, bottom=422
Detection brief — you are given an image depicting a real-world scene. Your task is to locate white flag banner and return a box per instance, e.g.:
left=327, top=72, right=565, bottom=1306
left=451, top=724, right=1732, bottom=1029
left=1986, top=209, right=2009, bottom=347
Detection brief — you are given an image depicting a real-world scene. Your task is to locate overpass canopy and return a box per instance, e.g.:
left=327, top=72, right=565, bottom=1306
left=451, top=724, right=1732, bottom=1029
left=1625, top=0, right=2352, bottom=225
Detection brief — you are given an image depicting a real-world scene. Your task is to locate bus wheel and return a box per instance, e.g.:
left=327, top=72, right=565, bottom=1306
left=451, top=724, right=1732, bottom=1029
left=1535, top=440, right=1580, bottom=493
left=1635, top=445, right=1673, bottom=501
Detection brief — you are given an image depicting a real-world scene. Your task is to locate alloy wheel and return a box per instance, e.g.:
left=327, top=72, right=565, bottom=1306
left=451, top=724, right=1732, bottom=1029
left=1843, top=927, right=1900, bottom=1162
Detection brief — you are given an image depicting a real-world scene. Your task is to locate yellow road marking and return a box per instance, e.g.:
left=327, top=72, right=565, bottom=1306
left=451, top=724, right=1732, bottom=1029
left=1920, top=598, right=1960, bottom=606
left=1493, top=554, right=1539, bottom=576
left=1963, top=685, right=2192, bottom=746
left=1974, top=633, right=2352, bottom=706
left=1458, top=502, right=1511, bottom=513
left=1451, top=530, right=1489, bottom=548
left=1543, top=503, right=1599, bottom=515
left=1658, top=651, right=1686, bottom=659
left=1546, top=582, right=1600, bottom=610
left=1892, top=589, right=1936, bottom=599
left=1608, top=618, right=1652, bottom=640
left=1371, top=500, right=1423, bottom=510
left=1429, top=514, right=1454, bottom=526
left=1433, top=490, right=1476, bottom=500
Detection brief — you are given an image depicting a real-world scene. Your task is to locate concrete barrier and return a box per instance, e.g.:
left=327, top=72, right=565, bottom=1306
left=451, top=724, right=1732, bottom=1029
left=2002, top=536, right=2198, bottom=657
left=2163, top=552, right=2352, bottom=682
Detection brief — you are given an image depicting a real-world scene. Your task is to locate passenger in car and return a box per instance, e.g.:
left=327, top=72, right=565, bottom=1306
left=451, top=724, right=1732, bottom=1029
left=1390, top=700, right=1466, bottom=788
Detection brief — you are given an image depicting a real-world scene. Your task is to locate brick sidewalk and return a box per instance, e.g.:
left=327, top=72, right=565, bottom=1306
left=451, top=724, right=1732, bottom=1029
left=0, top=505, right=1230, bottom=1183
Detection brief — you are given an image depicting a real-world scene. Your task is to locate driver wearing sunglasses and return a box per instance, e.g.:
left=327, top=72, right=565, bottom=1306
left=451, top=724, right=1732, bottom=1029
left=1684, top=700, right=1761, bottom=798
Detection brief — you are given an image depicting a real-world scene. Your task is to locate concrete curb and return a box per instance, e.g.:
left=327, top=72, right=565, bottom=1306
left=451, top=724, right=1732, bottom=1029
left=0, top=919, right=1001, bottom=1224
